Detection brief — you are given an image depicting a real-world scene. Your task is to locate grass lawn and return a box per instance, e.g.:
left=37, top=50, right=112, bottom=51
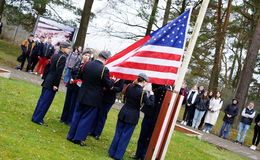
left=0, top=77, right=249, bottom=160
left=0, top=40, right=21, bottom=68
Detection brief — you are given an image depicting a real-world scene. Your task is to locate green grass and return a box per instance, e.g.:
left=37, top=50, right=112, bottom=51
left=0, top=77, right=249, bottom=160
left=0, top=40, right=21, bottom=68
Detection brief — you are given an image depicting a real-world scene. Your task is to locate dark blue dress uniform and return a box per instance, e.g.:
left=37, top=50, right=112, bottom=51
left=67, top=59, right=114, bottom=143
left=60, top=60, right=85, bottom=125
left=132, top=84, right=167, bottom=160
left=108, top=84, right=154, bottom=160
left=32, top=51, right=66, bottom=125
left=91, top=79, right=125, bottom=138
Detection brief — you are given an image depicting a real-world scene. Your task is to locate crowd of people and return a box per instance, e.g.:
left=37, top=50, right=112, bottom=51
left=15, top=34, right=259, bottom=160
left=180, top=84, right=260, bottom=151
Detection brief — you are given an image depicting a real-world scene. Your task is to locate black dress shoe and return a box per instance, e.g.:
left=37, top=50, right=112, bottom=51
left=32, top=120, right=48, bottom=127
left=73, top=140, right=87, bottom=146
left=67, top=138, right=74, bottom=143
left=129, top=155, right=141, bottom=159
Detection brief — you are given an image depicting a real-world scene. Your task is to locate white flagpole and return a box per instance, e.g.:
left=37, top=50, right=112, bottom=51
left=151, top=0, right=211, bottom=159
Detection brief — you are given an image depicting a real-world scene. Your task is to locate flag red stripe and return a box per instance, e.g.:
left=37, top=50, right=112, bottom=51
left=134, top=51, right=182, bottom=61
left=115, top=62, right=179, bottom=74
left=106, top=36, right=151, bottom=64
left=110, top=72, right=175, bottom=85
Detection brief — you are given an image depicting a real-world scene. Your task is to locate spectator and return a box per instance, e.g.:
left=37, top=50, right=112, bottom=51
left=16, top=34, right=36, bottom=71
left=192, top=91, right=209, bottom=129
left=219, top=99, right=239, bottom=139
left=35, top=37, right=55, bottom=76
left=250, top=113, right=260, bottom=150
left=236, top=102, right=256, bottom=145
left=0, top=19, right=3, bottom=35
left=198, top=85, right=205, bottom=97
left=203, top=91, right=223, bottom=133
left=27, top=36, right=45, bottom=73
left=181, top=85, right=198, bottom=126
left=198, top=91, right=214, bottom=129
left=63, top=46, right=82, bottom=84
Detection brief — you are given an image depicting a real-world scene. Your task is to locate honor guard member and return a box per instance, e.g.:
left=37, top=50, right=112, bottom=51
left=31, top=42, right=71, bottom=126
left=60, top=50, right=93, bottom=125
left=67, top=51, right=114, bottom=146
left=108, top=73, right=154, bottom=160
left=90, top=78, right=125, bottom=140
left=130, top=84, right=168, bottom=160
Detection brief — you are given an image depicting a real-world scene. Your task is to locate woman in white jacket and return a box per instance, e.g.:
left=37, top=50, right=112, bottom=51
left=203, top=91, right=223, bottom=133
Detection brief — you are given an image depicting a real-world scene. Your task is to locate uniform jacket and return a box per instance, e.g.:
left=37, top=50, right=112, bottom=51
left=103, top=79, right=124, bottom=105
left=41, top=51, right=66, bottom=91
left=240, top=107, right=255, bottom=125
left=32, top=41, right=44, bottom=57
left=40, top=43, right=55, bottom=59
left=118, top=84, right=154, bottom=125
left=21, top=39, right=36, bottom=56
left=204, top=98, right=223, bottom=125
left=77, top=60, right=114, bottom=107
left=186, top=90, right=198, bottom=105
left=223, top=104, right=239, bottom=124
left=141, top=84, right=167, bottom=120
left=195, top=97, right=210, bottom=111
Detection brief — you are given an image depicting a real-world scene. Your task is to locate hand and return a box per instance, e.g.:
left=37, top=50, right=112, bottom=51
left=53, top=86, right=58, bottom=91
left=111, top=76, right=116, bottom=81
left=257, top=122, right=260, bottom=126
left=70, top=79, right=74, bottom=84
left=149, top=91, right=154, bottom=95
left=38, top=56, right=40, bottom=59
left=187, top=104, right=191, bottom=106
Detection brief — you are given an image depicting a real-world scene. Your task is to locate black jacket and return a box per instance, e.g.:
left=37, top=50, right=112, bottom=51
left=103, top=79, right=124, bottom=105
left=41, top=51, right=67, bottom=91
left=223, top=104, right=239, bottom=124
left=40, top=43, right=55, bottom=59
left=66, top=60, right=86, bottom=91
left=241, top=108, right=255, bottom=125
left=195, top=97, right=209, bottom=111
left=77, top=60, right=114, bottom=107
left=141, top=84, right=167, bottom=120
left=118, top=84, right=154, bottom=125
left=32, top=41, right=45, bottom=57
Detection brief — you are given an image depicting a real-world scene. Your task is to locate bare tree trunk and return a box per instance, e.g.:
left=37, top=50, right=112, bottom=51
left=234, top=16, right=260, bottom=127
left=145, top=0, right=159, bottom=36
left=209, top=0, right=232, bottom=93
left=162, top=0, right=172, bottom=26
left=180, top=0, right=186, bottom=14
left=0, top=0, right=5, bottom=20
left=74, top=0, right=94, bottom=48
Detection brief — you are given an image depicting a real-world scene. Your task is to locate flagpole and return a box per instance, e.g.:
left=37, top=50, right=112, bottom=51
left=145, top=0, right=210, bottom=159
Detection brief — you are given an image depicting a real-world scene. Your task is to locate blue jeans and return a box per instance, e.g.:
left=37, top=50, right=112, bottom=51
left=64, top=67, right=72, bottom=84
left=192, top=109, right=205, bottom=128
left=219, top=121, right=231, bottom=139
left=204, top=123, right=213, bottom=132
left=237, top=122, right=250, bottom=143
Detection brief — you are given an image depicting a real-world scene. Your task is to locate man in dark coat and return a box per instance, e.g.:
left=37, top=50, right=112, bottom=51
left=130, top=84, right=169, bottom=160
left=27, top=36, right=45, bottom=72
left=67, top=51, right=114, bottom=146
left=35, top=37, right=55, bottom=75
left=90, top=79, right=125, bottom=140
left=219, top=99, right=239, bottom=139
left=31, top=42, right=71, bottom=126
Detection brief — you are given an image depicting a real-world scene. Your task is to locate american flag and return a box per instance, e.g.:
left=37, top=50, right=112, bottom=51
left=106, top=9, right=191, bottom=85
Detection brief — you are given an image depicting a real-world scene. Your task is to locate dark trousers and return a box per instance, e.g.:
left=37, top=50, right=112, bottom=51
left=20, top=55, right=30, bottom=71
left=135, top=116, right=156, bottom=159
left=91, top=103, right=112, bottom=136
left=67, top=104, right=98, bottom=141
left=252, top=126, right=260, bottom=146
left=32, top=87, right=56, bottom=123
left=27, top=56, right=39, bottom=72
left=108, top=120, right=136, bottom=160
left=183, top=104, right=195, bottom=125
left=60, top=87, right=78, bottom=125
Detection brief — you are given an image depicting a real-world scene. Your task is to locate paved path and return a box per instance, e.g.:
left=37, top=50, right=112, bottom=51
left=1, top=65, right=259, bottom=160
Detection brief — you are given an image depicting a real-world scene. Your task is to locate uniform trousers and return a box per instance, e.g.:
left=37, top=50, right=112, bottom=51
left=60, top=87, right=78, bottom=125
left=67, top=104, right=98, bottom=141
left=135, top=116, right=156, bottom=159
left=91, top=103, right=112, bottom=136
left=108, top=120, right=136, bottom=160
left=32, top=87, right=56, bottom=123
